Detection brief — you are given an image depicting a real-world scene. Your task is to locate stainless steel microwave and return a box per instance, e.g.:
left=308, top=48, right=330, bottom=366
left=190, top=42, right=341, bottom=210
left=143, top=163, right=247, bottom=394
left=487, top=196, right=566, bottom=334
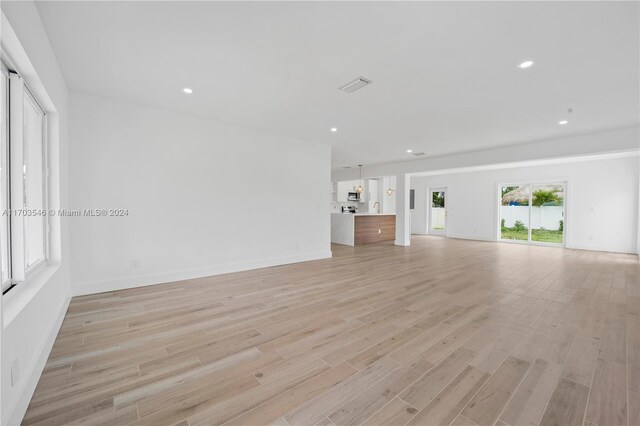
left=347, top=192, right=360, bottom=201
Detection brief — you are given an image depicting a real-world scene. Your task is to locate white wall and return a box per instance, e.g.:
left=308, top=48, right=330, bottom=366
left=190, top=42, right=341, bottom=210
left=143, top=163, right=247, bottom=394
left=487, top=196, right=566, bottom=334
left=410, top=155, right=639, bottom=253
left=0, top=3, right=71, bottom=424
left=69, top=93, right=331, bottom=295
left=366, top=179, right=379, bottom=212
left=381, top=176, right=397, bottom=214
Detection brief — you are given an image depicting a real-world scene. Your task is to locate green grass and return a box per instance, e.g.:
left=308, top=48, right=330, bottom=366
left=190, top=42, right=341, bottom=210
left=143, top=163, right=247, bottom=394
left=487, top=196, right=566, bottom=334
left=500, top=227, right=563, bottom=244
left=500, top=228, right=528, bottom=241
left=531, top=229, right=564, bottom=243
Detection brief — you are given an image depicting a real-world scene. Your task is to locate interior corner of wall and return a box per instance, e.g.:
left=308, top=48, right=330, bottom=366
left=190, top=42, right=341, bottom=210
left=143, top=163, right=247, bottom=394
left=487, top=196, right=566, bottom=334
left=4, top=294, right=70, bottom=426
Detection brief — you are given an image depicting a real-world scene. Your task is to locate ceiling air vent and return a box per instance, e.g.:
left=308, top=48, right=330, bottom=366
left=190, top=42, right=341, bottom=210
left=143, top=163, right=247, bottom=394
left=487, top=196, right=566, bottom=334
left=339, top=77, right=372, bottom=93
left=412, top=152, right=427, bottom=157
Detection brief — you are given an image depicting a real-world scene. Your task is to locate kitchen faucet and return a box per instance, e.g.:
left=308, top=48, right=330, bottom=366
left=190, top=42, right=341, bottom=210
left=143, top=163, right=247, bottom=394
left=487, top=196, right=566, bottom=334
left=373, top=201, right=381, bottom=214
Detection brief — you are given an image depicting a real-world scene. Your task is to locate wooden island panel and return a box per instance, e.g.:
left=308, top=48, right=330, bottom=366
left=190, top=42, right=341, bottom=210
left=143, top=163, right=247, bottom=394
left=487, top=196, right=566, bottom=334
left=354, top=215, right=396, bottom=244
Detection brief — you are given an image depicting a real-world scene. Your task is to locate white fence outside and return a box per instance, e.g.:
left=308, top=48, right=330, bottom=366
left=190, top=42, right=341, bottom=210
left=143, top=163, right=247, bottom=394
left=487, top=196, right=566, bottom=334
left=501, top=206, right=563, bottom=230
left=431, top=207, right=446, bottom=229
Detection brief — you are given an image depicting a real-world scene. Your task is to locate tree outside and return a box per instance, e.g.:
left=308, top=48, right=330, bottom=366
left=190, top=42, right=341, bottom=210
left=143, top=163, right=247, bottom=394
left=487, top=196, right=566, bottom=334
left=532, top=189, right=563, bottom=206
left=432, top=191, right=445, bottom=208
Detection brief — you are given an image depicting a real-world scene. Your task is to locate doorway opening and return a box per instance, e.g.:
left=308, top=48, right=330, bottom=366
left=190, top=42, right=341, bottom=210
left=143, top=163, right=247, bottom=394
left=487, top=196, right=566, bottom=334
left=428, top=187, right=447, bottom=236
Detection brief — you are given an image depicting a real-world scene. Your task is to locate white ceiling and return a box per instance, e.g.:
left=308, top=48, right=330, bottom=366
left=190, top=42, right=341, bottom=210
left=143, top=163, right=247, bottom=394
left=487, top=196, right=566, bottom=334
left=36, top=1, right=639, bottom=169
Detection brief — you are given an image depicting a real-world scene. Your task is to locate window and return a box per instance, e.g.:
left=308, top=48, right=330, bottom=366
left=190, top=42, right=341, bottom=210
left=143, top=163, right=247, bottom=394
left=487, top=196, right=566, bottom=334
left=1, top=60, right=49, bottom=292
left=23, top=89, right=47, bottom=270
left=1, top=63, right=10, bottom=289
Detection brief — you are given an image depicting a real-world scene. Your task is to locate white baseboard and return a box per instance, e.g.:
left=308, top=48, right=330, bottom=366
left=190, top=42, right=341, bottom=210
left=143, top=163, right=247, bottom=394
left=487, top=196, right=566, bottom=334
left=418, top=234, right=636, bottom=254
left=433, top=235, right=495, bottom=242
left=5, top=296, right=71, bottom=426
left=565, top=243, right=636, bottom=254
left=72, top=250, right=333, bottom=296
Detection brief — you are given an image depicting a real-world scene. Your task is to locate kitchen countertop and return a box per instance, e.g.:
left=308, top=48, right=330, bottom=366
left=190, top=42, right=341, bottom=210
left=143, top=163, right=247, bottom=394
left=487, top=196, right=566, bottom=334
left=331, top=213, right=396, bottom=216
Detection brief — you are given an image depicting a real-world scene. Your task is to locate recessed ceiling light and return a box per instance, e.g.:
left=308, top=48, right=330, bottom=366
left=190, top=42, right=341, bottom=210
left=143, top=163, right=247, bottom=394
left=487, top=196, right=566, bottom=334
left=406, top=149, right=413, bottom=153
left=518, top=61, right=534, bottom=69
left=183, top=88, right=193, bottom=94
left=558, top=120, right=568, bottom=125
left=330, top=128, right=338, bottom=132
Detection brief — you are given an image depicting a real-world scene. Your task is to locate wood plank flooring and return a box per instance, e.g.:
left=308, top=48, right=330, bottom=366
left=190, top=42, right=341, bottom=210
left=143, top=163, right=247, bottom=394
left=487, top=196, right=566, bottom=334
left=24, top=237, right=639, bottom=426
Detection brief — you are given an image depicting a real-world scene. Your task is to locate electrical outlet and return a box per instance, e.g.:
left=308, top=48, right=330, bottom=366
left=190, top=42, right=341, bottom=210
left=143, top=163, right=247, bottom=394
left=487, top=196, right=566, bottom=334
left=11, top=358, right=19, bottom=387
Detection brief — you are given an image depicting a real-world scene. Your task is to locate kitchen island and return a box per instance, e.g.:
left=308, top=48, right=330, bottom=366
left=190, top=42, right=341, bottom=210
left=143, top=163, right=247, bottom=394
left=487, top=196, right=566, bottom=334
left=331, top=213, right=396, bottom=246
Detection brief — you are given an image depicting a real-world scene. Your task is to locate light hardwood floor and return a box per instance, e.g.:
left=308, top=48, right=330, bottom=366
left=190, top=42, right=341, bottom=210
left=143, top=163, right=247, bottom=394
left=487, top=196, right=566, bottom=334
left=24, top=237, right=639, bottom=426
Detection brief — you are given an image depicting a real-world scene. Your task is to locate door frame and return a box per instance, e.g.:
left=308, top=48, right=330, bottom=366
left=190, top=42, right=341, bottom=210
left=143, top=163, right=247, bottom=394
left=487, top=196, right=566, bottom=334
left=496, top=179, right=569, bottom=248
left=428, top=187, right=447, bottom=236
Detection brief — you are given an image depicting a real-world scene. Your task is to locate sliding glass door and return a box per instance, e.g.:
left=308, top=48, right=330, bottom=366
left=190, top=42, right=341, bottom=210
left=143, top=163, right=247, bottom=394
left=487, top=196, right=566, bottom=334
left=500, top=185, right=530, bottom=241
left=499, top=183, right=565, bottom=245
left=530, top=184, right=564, bottom=244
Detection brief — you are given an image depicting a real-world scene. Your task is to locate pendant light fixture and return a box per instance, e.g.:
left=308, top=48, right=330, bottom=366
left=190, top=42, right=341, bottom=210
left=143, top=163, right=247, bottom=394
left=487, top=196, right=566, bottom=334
left=357, top=165, right=364, bottom=193
left=387, top=176, right=395, bottom=196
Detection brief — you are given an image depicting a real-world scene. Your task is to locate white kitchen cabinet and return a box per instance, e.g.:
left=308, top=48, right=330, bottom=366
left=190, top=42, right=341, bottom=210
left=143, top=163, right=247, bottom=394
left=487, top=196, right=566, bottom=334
left=336, top=181, right=352, bottom=202
left=366, top=179, right=379, bottom=208
left=357, top=179, right=380, bottom=204
left=336, top=179, right=369, bottom=202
